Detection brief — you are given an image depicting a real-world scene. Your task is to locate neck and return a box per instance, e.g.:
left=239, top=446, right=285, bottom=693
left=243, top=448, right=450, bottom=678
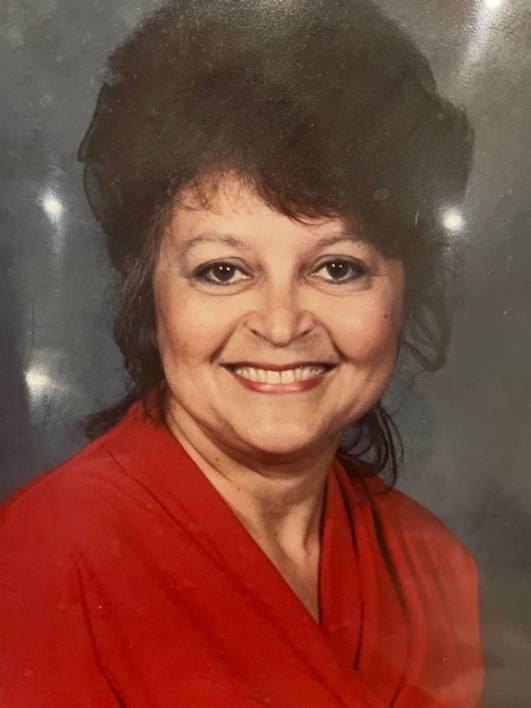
left=164, top=401, right=339, bottom=558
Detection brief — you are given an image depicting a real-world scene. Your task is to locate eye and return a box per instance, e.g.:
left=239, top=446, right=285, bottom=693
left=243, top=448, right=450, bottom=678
left=312, top=258, right=368, bottom=283
left=194, top=261, right=250, bottom=286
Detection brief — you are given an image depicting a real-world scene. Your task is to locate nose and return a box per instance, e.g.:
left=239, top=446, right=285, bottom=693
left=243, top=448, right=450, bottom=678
left=244, top=282, right=315, bottom=346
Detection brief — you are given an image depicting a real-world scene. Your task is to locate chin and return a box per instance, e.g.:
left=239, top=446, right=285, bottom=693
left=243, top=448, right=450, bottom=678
left=234, top=422, right=325, bottom=459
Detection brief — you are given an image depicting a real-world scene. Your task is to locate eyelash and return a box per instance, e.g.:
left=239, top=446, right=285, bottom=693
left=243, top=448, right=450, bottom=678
left=193, top=259, right=368, bottom=287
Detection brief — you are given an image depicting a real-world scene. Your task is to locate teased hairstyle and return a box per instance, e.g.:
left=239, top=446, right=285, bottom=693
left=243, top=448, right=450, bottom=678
left=79, top=0, right=474, bottom=483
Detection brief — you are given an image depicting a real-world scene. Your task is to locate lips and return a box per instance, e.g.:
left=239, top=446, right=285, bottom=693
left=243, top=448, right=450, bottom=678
left=222, top=361, right=336, bottom=394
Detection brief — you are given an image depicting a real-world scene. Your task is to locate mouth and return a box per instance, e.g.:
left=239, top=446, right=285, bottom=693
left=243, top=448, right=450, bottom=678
left=221, top=362, right=337, bottom=392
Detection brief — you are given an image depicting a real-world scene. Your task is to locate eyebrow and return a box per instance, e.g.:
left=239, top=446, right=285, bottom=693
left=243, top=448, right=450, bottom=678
left=177, top=231, right=364, bottom=257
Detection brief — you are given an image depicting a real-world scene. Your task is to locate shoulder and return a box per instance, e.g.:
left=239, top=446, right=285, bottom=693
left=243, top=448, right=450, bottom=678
left=357, top=474, right=479, bottom=585
left=0, top=413, right=159, bottom=705
left=0, top=408, right=151, bottom=560
left=1, top=441, right=110, bottom=562
left=332, top=462, right=479, bottom=587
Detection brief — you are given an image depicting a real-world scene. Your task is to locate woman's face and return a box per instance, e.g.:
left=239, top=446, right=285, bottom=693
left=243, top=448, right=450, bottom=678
left=153, top=176, right=405, bottom=460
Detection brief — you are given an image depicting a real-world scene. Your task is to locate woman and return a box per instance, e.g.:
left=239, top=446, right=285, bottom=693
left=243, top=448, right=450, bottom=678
left=0, top=1, right=484, bottom=706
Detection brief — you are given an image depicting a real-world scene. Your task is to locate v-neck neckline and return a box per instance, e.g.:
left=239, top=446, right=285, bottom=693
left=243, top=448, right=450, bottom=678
left=104, top=404, right=386, bottom=706
left=107, top=407, right=361, bottom=647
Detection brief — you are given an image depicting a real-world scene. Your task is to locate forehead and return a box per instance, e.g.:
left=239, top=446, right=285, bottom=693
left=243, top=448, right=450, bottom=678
left=166, top=174, right=351, bottom=247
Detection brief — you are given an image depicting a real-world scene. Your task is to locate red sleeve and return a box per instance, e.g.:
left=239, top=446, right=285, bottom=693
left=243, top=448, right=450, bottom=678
left=0, top=478, right=121, bottom=708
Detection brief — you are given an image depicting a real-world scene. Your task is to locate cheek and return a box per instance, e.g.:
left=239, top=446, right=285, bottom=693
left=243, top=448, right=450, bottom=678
left=154, top=285, right=230, bottom=363
left=331, top=290, right=403, bottom=364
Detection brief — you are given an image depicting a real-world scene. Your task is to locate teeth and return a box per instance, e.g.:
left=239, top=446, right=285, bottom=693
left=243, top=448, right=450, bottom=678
left=233, top=366, right=327, bottom=384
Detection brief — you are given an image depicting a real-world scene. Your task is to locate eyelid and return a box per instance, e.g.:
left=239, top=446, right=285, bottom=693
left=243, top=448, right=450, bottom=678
left=312, top=254, right=368, bottom=269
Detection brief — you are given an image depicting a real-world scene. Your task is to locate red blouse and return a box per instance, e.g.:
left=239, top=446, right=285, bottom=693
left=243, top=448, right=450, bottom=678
left=0, top=402, right=484, bottom=706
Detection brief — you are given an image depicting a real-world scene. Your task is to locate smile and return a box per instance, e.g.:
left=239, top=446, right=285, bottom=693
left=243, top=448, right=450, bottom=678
left=224, top=364, right=334, bottom=394
left=235, top=365, right=328, bottom=383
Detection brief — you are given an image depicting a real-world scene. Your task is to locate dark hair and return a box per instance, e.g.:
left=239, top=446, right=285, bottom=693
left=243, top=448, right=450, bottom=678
left=79, top=0, right=474, bottom=484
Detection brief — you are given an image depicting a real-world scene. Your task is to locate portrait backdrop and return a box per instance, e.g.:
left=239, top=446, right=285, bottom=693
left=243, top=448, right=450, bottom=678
left=1, top=1, right=529, bottom=704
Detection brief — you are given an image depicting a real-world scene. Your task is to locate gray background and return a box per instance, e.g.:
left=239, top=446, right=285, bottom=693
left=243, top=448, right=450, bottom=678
left=1, top=0, right=529, bottom=704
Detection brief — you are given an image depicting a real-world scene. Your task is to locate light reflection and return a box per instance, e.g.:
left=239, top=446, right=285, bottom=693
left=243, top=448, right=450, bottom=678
left=442, top=208, right=465, bottom=233
left=40, top=191, right=65, bottom=221
left=39, top=188, right=67, bottom=264
left=24, top=351, right=76, bottom=427
left=24, top=368, right=54, bottom=399
left=460, top=0, right=505, bottom=79
left=24, top=361, right=69, bottom=418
